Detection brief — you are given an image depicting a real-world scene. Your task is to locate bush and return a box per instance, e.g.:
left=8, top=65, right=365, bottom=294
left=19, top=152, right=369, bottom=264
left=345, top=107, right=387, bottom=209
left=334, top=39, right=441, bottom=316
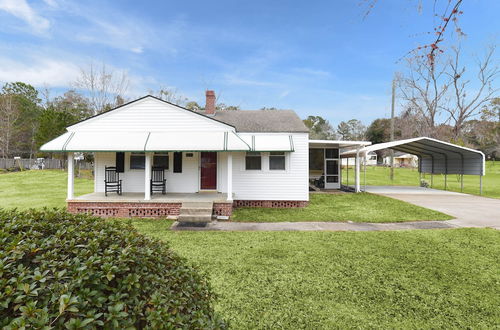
left=0, top=209, right=226, bottom=329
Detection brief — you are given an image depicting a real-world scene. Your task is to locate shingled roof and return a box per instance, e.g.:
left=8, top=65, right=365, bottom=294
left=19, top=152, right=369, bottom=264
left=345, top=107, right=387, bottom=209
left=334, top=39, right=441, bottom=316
left=200, top=110, right=309, bottom=133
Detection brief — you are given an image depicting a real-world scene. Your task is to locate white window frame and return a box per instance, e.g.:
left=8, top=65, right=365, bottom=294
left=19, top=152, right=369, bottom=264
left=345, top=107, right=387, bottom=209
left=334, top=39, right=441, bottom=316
left=245, top=152, right=262, bottom=171
left=269, top=151, right=286, bottom=171
left=129, top=152, right=145, bottom=170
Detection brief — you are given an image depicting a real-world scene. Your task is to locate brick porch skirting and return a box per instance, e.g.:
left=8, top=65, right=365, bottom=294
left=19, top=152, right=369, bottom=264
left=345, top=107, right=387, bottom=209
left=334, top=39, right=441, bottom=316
left=213, top=202, right=233, bottom=217
left=67, top=201, right=182, bottom=218
left=68, top=200, right=308, bottom=219
left=233, top=200, right=309, bottom=208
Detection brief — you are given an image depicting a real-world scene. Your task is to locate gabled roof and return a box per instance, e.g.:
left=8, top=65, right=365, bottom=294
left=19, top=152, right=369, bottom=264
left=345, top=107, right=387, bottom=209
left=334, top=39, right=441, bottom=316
left=201, top=110, right=309, bottom=133
left=68, top=95, right=235, bottom=131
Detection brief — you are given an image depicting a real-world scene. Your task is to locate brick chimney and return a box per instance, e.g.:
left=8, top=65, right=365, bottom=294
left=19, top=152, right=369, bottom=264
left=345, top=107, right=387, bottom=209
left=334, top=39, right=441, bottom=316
left=205, top=90, right=216, bottom=115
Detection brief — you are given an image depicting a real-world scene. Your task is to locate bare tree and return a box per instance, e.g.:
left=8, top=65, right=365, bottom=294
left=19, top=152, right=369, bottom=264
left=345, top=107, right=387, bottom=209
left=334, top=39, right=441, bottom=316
left=0, top=94, right=20, bottom=158
left=149, top=87, right=188, bottom=106
left=444, top=45, right=499, bottom=138
left=75, top=62, right=130, bottom=115
left=398, top=55, right=451, bottom=137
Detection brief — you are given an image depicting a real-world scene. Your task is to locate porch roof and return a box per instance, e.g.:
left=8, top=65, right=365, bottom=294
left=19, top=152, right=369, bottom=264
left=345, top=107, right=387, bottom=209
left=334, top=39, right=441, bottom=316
left=40, top=130, right=299, bottom=153
left=40, top=131, right=252, bottom=152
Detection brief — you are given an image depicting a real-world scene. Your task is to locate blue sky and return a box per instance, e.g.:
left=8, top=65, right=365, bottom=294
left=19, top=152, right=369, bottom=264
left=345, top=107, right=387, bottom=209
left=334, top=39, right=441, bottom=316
left=0, top=0, right=498, bottom=126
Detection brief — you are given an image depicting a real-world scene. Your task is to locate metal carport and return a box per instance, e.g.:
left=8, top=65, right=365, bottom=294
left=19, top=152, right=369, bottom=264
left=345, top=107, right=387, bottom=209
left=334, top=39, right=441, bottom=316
left=341, top=137, right=486, bottom=194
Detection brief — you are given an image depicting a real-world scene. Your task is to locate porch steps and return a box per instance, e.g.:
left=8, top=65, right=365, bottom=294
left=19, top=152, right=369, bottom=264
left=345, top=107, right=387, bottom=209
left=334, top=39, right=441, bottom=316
left=178, top=202, right=213, bottom=223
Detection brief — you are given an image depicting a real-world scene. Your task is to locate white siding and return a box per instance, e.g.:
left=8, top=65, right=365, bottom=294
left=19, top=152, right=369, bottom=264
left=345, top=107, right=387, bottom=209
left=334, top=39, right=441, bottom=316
left=94, top=133, right=309, bottom=200
left=69, top=97, right=234, bottom=132
left=95, top=152, right=200, bottom=193
left=219, top=133, right=309, bottom=201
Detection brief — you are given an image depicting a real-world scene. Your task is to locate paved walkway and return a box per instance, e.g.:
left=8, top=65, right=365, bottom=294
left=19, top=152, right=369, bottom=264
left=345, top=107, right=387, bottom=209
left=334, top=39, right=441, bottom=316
left=172, top=220, right=456, bottom=231
left=366, top=186, right=500, bottom=229
left=172, top=186, right=499, bottom=231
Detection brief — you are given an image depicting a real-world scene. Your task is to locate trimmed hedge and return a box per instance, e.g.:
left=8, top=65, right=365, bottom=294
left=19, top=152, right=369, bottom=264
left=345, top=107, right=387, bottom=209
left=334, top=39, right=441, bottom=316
left=0, top=209, right=226, bottom=328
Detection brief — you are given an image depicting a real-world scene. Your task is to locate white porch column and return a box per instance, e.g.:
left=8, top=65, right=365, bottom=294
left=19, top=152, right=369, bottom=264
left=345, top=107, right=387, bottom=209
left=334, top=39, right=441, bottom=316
left=67, top=152, right=74, bottom=199
left=227, top=153, right=233, bottom=201
left=144, top=152, right=153, bottom=200
left=355, top=148, right=361, bottom=193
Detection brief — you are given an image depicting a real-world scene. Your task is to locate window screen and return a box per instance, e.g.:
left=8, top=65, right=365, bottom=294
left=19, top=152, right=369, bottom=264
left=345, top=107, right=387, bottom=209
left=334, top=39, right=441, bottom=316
left=245, top=152, right=261, bottom=170
left=269, top=152, right=285, bottom=170
left=173, top=152, right=182, bottom=173
left=325, top=148, right=339, bottom=158
left=130, top=153, right=145, bottom=169
left=153, top=153, right=169, bottom=169
left=309, top=149, right=324, bottom=171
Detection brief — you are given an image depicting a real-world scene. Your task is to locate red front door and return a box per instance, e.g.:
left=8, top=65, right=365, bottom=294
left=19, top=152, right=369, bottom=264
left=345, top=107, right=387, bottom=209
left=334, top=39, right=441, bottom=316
left=200, top=152, right=217, bottom=190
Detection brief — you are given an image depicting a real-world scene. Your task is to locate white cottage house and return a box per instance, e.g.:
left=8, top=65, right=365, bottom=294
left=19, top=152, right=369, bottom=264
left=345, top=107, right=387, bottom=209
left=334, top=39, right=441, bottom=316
left=43, top=90, right=482, bottom=219
left=41, top=91, right=322, bottom=220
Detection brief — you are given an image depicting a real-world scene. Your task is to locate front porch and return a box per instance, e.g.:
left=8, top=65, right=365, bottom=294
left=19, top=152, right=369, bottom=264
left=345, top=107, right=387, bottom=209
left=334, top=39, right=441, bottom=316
left=67, top=192, right=233, bottom=219
left=71, top=192, right=230, bottom=203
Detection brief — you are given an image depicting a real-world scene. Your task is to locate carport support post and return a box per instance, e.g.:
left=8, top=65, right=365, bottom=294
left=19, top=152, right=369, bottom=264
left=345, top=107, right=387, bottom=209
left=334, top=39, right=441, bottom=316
left=479, top=175, right=483, bottom=195
left=363, top=153, right=367, bottom=192
left=144, top=152, right=153, bottom=201
left=346, top=158, right=349, bottom=187
left=355, top=148, right=361, bottom=193
left=444, top=154, right=448, bottom=191
left=67, top=152, right=74, bottom=200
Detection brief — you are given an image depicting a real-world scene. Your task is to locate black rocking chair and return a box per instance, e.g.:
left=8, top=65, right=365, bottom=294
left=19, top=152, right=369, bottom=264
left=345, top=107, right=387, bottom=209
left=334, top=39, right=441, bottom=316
left=104, top=166, right=122, bottom=196
left=151, top=167, right=167, bottom=195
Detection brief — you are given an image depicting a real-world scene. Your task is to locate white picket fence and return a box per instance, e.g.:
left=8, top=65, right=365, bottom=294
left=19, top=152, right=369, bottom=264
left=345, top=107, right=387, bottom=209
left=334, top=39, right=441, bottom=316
left=0, top=158, right=93, bottom=170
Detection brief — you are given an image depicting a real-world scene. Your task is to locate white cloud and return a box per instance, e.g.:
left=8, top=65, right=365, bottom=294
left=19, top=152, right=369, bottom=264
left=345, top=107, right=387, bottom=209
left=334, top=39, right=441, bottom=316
left=293, top=67, right=331, bottom=77
left=279, top=90, right=290, bottom=98
left=42, top=0, right=58, bottom=7
left=130, top=46, right=144, bottom=54
left=0, top=0, right=50, bottom=31
left=0, top=56, right=80, bottom=87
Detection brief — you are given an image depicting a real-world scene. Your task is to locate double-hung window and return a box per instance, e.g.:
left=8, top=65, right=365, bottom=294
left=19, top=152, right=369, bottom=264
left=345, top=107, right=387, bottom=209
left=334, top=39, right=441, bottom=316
left=153, top=153, right=169, bottom=169
left=130, top=152, right=145, bottom=169
left=269, top=152, right=286, bottom=170
left=245, top=152, right=261, bottom=170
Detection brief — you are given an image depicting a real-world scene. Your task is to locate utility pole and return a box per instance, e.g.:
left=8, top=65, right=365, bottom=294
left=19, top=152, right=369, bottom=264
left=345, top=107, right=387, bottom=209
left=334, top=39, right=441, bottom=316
left=390, top=77, right=396, bottom=181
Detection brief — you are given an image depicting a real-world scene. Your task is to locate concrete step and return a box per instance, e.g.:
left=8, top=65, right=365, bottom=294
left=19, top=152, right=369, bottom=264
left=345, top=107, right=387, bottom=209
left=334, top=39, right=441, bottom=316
left=181, top=201, right=213, bottom=208
left=179, top=207, right=213, bottom=215
left=178, top=201, right=213, bottom=222
left=177, top=214, right=213, bottom=222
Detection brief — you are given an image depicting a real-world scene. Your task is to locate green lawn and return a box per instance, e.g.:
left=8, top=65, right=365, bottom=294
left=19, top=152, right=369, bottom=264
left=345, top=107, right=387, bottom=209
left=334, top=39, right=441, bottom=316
left=131, top=219, right=500, bottom=329
left=0, top=170, right=451, bottom=223
left=342, top=160, right=500, bottom=199
left=0, top=169, right=93, bottom=210
left=232, top=193, right=452, bottom=222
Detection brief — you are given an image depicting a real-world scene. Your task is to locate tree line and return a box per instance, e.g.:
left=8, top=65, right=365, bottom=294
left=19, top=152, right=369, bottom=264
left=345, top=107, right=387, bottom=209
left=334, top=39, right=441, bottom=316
left=303, top=43, right=499, bottom=160
left=302, top=96, right=499, bottom=160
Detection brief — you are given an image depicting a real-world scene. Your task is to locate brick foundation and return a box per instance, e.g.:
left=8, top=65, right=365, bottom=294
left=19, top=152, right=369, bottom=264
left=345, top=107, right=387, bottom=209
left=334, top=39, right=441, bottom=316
left=213, top=202, right=233, bottom=217
left=233, top=200, right=309, bottom=208
left=67, top=201, right=182, bottom=218
left=67, top=199, right=308, bottom=219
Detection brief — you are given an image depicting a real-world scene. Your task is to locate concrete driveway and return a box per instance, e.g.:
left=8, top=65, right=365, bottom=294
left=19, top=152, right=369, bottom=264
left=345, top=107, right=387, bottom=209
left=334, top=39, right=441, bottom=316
left=365, top=186, right=500, bottom=229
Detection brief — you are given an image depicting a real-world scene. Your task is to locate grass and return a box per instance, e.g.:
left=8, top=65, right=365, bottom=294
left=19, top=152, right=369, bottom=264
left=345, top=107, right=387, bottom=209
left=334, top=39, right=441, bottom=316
left=0, top=169, right=93, bottom=210
left=342, top=160, right=500, bottom=199
left=0, top=170, right=451, bottom=223
left=232, top=193, right=452, bottom=222
left=131, top=219, right=500, bottom=329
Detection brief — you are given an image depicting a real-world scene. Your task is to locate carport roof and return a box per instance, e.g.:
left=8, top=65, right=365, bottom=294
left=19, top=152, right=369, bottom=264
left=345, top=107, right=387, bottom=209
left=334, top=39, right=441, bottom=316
left=341, top=137, right=485, bottom=176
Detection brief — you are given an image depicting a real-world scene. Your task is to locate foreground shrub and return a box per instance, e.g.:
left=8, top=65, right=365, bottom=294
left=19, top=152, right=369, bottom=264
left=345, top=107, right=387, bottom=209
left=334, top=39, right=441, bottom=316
left=0, top=209, right=225, bottom=328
